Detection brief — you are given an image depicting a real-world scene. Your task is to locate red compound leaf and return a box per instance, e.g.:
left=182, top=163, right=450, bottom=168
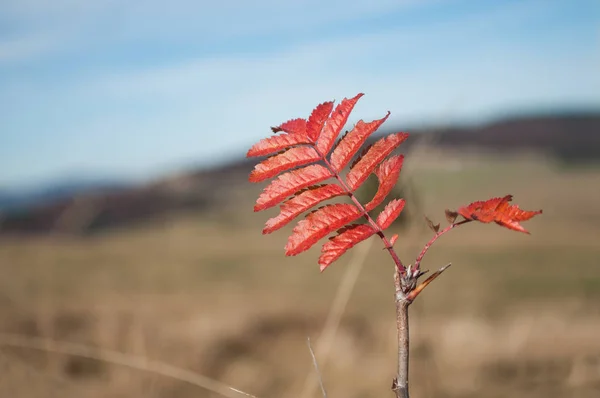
left=457, top=195, right=542, bottom=234
left=346, top=133, right=409, bottom=191
left=248, top=93, right=409, bottom=270
left=263, top=184, right=345, bottom=234
left=285, top=204, right=362, bottom=256
left=319, top=224, right=376, bottom=271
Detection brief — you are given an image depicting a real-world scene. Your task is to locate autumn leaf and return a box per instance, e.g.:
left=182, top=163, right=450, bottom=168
left=263, top=184, right=345, bottom=234
left=316, top=93, right=363, bottom=155
left=254, top=165, right=332, bottom=211
left=286, top=204, right=362, bottom=256
left=307, top=101, right=334, bottom=142
left=319, top=224, right=376, bottom=271
left=271, top=118, right=307, bottom=135
left=249, top=147, right=320, bottom=182
left=364, top=155, right=404, bottom=211
left=248, top=93, right=408, bottom=270
left=457, top=195, right=542, bottom=233
left=346, top=133, right=409, bottom=191
left=329, top=112, right=390, bottom=172
left=376, top=199, right=406, bottom=230
left=247, top=133, right=312, bottom=158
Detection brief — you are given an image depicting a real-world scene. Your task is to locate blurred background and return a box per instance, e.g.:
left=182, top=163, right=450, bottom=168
left=1, top=0, right=599, bottom=397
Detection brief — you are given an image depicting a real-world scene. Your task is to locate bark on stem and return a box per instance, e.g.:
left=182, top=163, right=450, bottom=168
left=393, top=271, right=411, bottom=398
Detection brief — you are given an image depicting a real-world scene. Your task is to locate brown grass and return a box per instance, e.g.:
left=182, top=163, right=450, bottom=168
left=1, top=148, right=600, bottom=397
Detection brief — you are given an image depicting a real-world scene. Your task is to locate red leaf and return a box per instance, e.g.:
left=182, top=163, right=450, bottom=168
left=306, top=101, right=334, bottom=142
left=247, top=133, right=312, bottom=157
left=389, top=234, right=399, bottom=246
left=271, top=118, right=307, bottom=136
left=254, top=165, right=332, bottom=211
left=249, top=147, right=320, bottom=182
left=458, top=195, right=510, bottom=223
left=458, top=195, right=542, bottom=234
left=346, top=132, right=409, bottom=191
left=285, top=204, right=362, bottom=256
left=330, top=112, right=390, bottom=172
left=376, top=199, right=406, bottom=230
left=495, top=204, right=543, bottom=233
left=263, top=184, right=345, bottom=234
left=248, top=93, right=416, bottom=269
left=316, top=93, right=364, bottom=155
left=318, top=224, right=375, bottom=271
left=365, top=155, right=404, bottom=211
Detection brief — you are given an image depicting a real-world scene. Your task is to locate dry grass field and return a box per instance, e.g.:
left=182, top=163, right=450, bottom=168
left=1, top=147, right=599, bottom=398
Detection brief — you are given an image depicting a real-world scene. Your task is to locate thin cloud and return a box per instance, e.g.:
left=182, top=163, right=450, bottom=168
left=0, top=0, right=426, bottom=62
left=1, top=0, right=598, bottom=186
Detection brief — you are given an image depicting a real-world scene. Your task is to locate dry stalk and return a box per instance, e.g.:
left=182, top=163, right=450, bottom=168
left=0, top=333, right=258, bottom=398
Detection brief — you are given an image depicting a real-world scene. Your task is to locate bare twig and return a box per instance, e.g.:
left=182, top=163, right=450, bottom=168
left=0, top=333, right=258, bottom=398
left=414, top=220, right=470, bottom=272
left=307, top=337, right=327, bottom=398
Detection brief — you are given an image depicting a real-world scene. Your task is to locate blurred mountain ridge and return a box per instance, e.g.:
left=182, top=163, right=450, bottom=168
left=1, top=112, right=598, bottom=236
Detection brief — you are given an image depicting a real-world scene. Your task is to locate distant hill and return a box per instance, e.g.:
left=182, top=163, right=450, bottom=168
left=0, top=178, right=130, bottom=212
left=1, top=112, right=598, bottom=236
left=432, top=113, right=600, bottom=161
left=0, top=161, right=253, bottom=236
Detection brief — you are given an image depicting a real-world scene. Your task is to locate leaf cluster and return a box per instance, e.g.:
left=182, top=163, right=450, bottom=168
left=247, top=94, right=408, bottom=270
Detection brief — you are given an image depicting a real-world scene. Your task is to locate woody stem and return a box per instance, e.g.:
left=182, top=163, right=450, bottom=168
left=393, top=271, right=410, bottom=398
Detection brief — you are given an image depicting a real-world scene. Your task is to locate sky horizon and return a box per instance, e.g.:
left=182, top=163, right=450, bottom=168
left=1, top=0, right=599, bottom=189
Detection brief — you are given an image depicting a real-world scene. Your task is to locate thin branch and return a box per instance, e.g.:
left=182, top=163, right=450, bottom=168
left=0, top=333, right=258, bottom=398
left=414, top=220, right=470, bottom=272
left=307, top=337, right=327, bottom=398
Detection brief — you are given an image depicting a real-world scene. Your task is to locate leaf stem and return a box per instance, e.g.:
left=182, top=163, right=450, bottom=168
left=414, top=219, right=471, bottom=272
left=314, top=145, right=406, bottom=273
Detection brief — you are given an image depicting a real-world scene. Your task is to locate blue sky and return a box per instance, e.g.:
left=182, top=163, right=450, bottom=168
left=1, top=0, right=599, bottom=189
